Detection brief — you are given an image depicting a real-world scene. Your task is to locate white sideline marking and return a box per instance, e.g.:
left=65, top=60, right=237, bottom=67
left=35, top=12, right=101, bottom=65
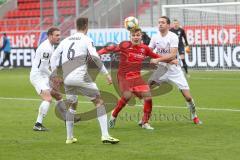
left=190, top=77, right=240, bottom=81
left=0, top=96, right=240, bottom=112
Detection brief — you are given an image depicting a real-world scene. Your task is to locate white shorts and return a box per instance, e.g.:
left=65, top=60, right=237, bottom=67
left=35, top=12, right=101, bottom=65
left=30, top=73, right=50, bottom=94
left=149, top=65, right=189, bottom=90
left=64, top=73, right=100, bottom=100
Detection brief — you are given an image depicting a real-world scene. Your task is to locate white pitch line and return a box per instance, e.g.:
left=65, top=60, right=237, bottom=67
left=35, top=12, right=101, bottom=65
left=0, top=96, right=240, bottom=112
left=190, top=77, right=240, bottom=81
left=145, top=105, right=240, bottom=112
left=0, top=97, right=41, bottom=101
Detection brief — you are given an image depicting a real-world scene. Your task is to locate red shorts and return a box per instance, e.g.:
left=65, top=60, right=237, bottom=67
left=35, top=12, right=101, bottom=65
left=117, top=73, right=150, bottom=95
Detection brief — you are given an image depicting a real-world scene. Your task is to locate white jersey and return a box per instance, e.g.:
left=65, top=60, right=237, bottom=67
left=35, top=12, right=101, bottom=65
left=51, top=32, right=108, bottom=86
left=30, top=39, right=54, bottom=77
left=148, top=31, right=189, bottom=90
left=149, top=31, right=179, bottom=73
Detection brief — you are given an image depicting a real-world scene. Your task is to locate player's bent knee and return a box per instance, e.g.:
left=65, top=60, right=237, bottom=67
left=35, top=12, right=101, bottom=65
left=44, top=96, right=52, bottom=103
left=41, top=90, right=52, bottom=102
left=92, top=96, right=104, bottom=106
left=185, top=96, right=192, bottom=102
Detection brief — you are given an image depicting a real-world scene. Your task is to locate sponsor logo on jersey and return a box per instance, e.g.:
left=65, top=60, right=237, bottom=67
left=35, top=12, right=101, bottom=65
left=157, top=48, right=170, bottom=54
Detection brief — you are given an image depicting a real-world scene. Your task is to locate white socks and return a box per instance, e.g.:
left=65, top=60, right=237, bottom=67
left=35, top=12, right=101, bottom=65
left=65, top=104, right=110, bottom=139
left=36, top=101, right=50, bottom=124
left=66, top=108, right=76, bottom=139
left=97, top=105, right=109, bottom=137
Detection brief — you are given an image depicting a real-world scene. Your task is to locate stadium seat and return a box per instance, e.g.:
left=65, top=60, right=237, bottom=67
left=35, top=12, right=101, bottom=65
left=1, top=0, right=95, bottom=31
left=81, top=0, right=89, bottom=7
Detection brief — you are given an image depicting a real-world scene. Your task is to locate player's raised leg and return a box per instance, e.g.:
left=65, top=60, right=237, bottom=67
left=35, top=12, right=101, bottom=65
left=109, top=92, right=131, bottom=128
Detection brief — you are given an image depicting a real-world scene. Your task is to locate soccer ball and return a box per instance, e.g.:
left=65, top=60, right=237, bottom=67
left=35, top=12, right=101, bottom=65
left=124, top=16, right=139, bottom=31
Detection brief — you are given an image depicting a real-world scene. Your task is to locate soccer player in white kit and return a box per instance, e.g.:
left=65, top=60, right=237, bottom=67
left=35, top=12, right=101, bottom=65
left=51, top=17, right=119, bottom=144
left=30, top=27, right=63, bottom=131
left=149, top=16, right=201, bottom=124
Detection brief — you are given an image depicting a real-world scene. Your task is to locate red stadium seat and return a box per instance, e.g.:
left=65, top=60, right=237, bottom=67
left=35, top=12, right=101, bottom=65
left=2, top=0, right=94, bottom=32
left=81, top=0, right=89, bottom=7
left=43, top=9, right=53, bottom=16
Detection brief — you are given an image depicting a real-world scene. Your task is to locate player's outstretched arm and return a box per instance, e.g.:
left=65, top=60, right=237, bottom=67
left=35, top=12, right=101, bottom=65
left=86, top=39, right=112, bottom=84
left=97, top=44, right=120, bottom=55
left=146, top=46, right=161, bottom=59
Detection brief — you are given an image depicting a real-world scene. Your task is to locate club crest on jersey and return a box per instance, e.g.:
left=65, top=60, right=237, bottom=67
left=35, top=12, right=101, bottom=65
left=43, top=52, right=49, bottom=59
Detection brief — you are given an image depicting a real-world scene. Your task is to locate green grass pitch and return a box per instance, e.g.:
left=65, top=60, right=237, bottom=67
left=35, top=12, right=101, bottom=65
left=0, top=68, right=239, bottom=160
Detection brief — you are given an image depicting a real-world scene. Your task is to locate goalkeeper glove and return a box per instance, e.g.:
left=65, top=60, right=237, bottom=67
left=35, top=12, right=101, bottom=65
left=185, top=46, right=191, bottom=54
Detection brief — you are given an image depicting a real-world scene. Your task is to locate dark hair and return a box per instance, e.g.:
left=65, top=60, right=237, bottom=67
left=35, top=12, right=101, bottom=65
left=160, top=16, right=171, bottom=24
left=142, top=32, right=151, bottom=45
left=47, top=27, right=60, bottom=36
left=76, top=17, right=88, bottom=31
left=3, top=33, right=6, bottom=36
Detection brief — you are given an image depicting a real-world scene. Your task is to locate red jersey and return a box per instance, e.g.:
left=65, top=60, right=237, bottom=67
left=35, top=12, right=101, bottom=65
left=98, top=41, right=160, bottom=79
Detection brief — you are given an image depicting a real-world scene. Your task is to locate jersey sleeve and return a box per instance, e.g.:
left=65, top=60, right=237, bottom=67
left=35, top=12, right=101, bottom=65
left=170, top=34, right=179, bottom=48
left=86, top=38, right=109, bottom=75
left=35, top=45, right=52, bottom=76
left=148, top=35, right=156, bottom=49
left=145, top=46, right=161, bottom=58
left=50, top=42, right=63, bottom=73
left=98, top=45, right=120, bottom=55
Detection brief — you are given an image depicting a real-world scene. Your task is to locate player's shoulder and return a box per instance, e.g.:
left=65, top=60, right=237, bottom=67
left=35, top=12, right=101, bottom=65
left=37, top=39, right=51, bottom=52
left=84, top=34, right=93, bottom=43
left=60, top=33, right=83, bottom=45
left=168, top=31, right=178, bottom=39
left=59, top=36, right=70, bottom=45
left=38, top=39, right=49, bottom=47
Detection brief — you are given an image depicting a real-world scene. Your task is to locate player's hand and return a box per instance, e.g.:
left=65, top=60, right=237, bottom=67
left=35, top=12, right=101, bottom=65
left=150, top=58, right=159, bottom=65
left=169, top=59, right=178, bottom=65
left=185, top=45, right=191, bottom=54
left=106, top=74, right=112, bottom=85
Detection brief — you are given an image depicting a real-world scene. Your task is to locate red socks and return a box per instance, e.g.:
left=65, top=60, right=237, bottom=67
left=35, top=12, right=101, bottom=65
left=142, top=99, right=152, bottom=124
left=112, top=97, right=128, bottom=118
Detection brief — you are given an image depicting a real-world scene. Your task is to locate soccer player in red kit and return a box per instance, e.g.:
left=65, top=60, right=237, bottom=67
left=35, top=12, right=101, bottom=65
left=98, top=28, right=177, bottom=130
